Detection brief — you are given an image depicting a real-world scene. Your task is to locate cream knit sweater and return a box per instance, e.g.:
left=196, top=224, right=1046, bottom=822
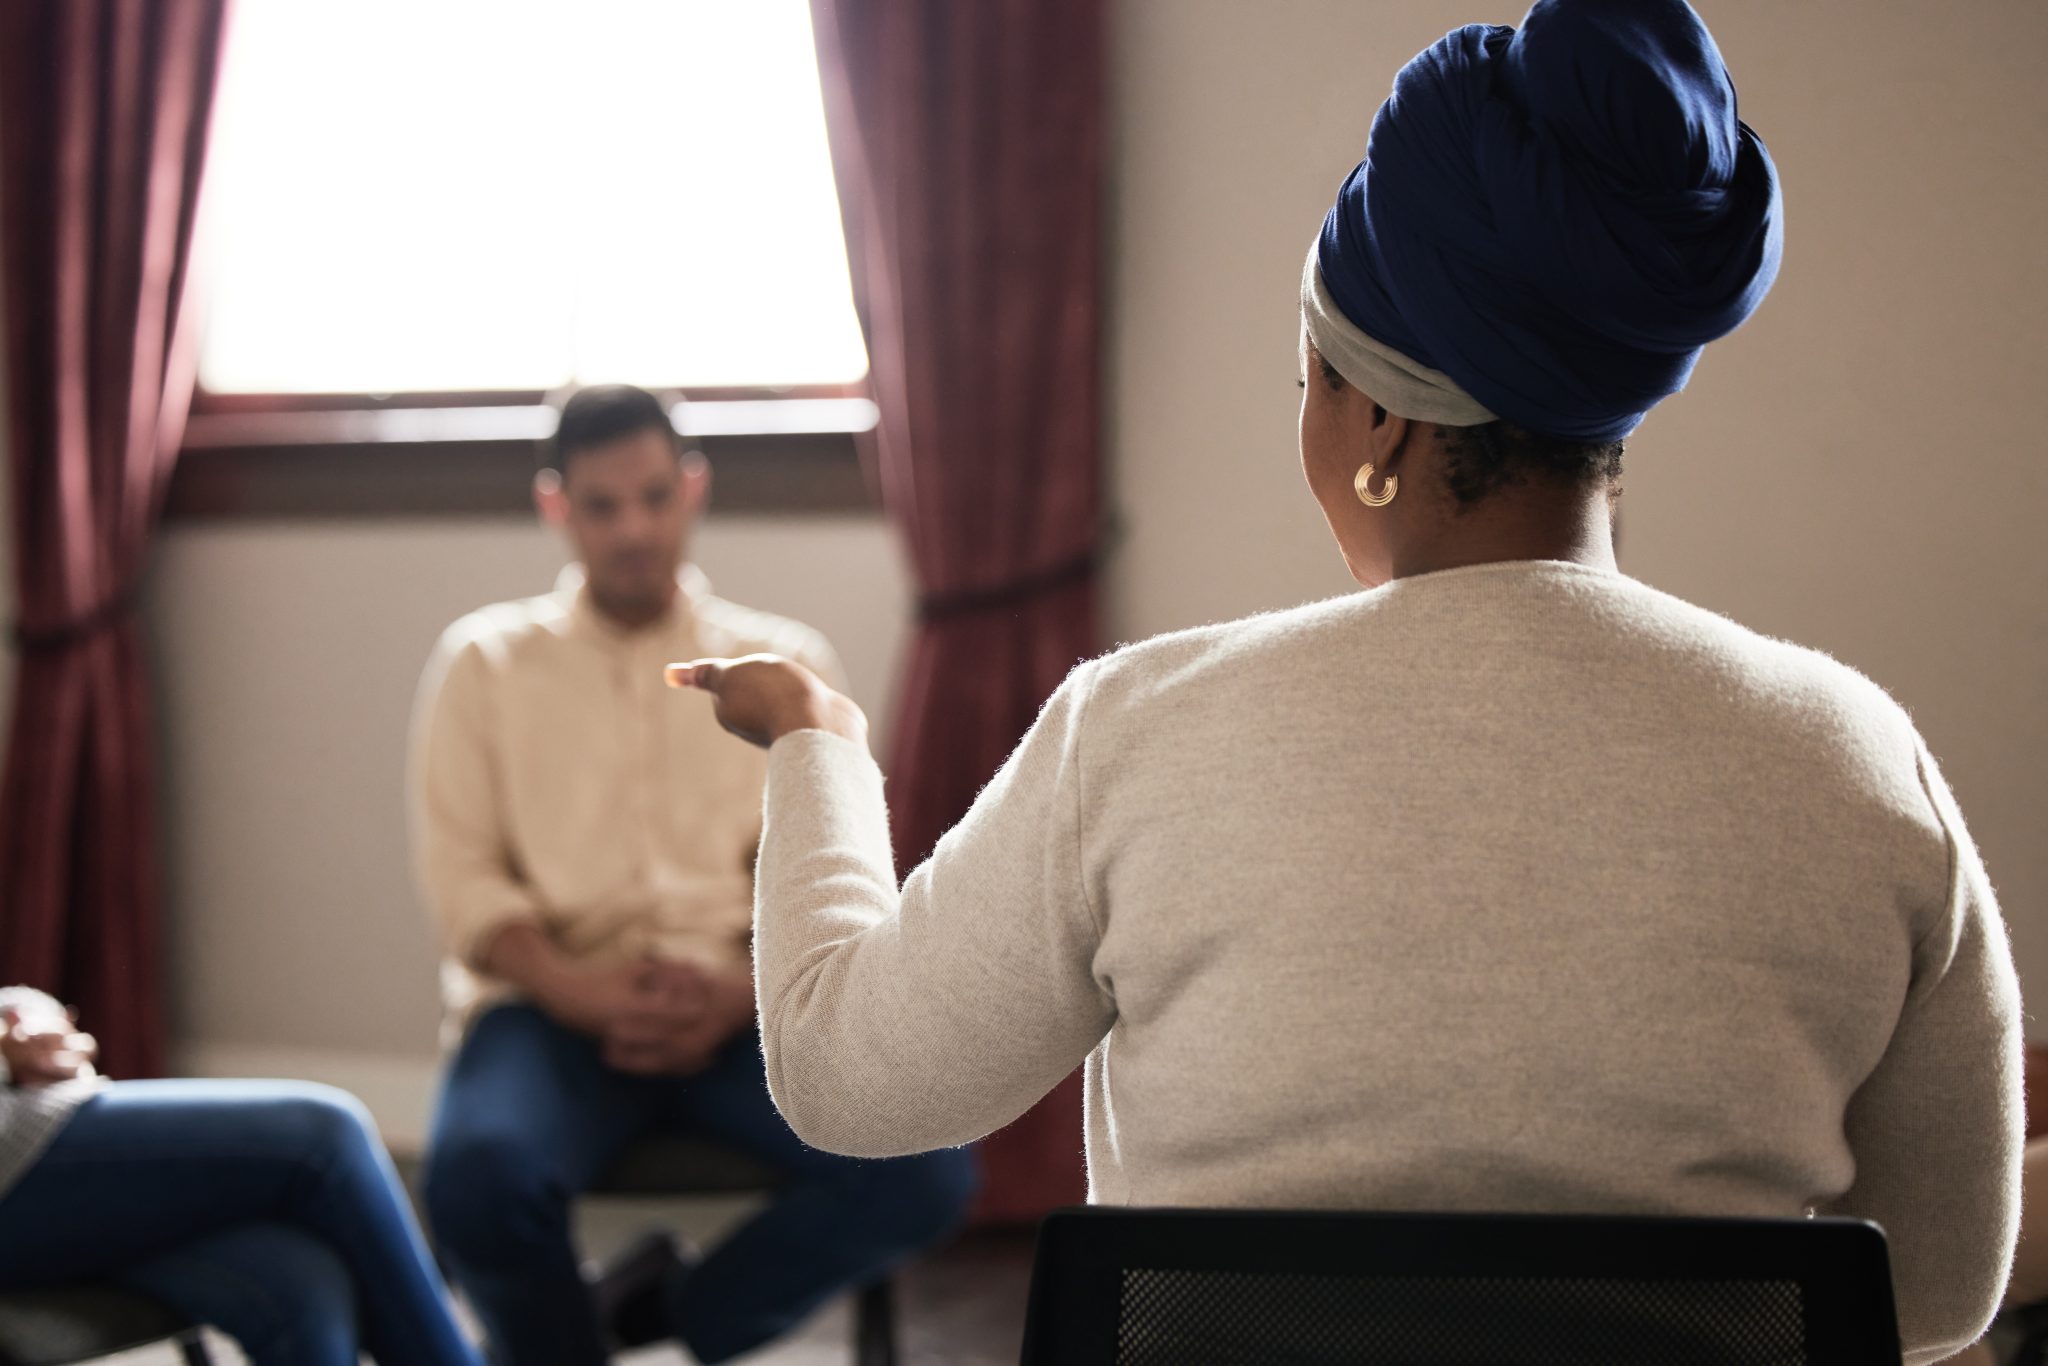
left=752, top=561, right=2022, bottom=1365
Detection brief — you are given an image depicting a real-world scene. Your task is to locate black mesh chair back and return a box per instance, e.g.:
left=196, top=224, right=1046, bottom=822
left=1020, top=1207, right=1898, bottom=1366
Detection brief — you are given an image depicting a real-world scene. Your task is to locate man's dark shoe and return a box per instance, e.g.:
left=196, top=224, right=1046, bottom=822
left=588, top=1228, right=697, bottom=1350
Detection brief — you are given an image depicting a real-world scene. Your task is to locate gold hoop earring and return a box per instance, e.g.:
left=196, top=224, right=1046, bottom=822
left=1354, top=462, right=1397, bottom=508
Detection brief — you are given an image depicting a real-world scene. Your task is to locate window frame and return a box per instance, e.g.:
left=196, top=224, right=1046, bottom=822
left=169, top=381, right=876, bottom=521
left=177, top=0, right=876, bottom=522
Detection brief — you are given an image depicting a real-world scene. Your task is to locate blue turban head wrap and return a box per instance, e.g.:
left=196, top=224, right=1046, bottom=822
left=1316, top=0, right=1782, bottom=443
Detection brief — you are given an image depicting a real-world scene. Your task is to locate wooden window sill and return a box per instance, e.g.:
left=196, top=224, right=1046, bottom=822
left=167, top=398, right=877, bottom=521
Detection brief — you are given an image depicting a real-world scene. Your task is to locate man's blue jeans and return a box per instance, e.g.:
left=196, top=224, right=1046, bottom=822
left=424, top=1003, right=978, bottom=1365
left=0, top=1079, right=481, bottom=1366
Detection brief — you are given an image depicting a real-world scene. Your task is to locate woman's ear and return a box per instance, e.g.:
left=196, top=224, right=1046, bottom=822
left=1366, top=399, right=1413, bottom=473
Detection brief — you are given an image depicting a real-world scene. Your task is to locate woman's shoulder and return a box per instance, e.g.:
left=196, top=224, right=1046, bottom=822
left=1602, top=576, right=1935, bottom=789
left=1075, top=594, right=1372, bottom=711
left=1613, top=576, right=1912, bottom=715
left=1073, top=573, right=1927, bottom=766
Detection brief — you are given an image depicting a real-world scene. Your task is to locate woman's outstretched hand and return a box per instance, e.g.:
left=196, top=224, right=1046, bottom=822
left=665, top=654, right=868, bottom=750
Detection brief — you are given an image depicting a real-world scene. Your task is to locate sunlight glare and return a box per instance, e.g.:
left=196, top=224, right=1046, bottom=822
left=197, top=0, right=870, bottom=394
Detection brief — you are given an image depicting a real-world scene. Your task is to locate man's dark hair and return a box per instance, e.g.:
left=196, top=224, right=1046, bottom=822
left=545, top=384, right=679, bottom=474
left=1434, top=421, right=1625, bottom=506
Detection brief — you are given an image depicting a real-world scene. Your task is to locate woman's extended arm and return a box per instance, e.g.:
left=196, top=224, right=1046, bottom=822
left=671, top=656, right=1115, bottom=1157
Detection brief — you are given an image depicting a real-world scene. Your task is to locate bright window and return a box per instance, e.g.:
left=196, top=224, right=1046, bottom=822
left=196, top=0, right=869, bottom=396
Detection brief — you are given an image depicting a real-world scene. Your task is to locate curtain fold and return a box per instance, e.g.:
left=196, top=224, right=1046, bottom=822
left=810, top=0, right=1109, bottom=1221
left=0, top=0, right=231, bottom=1080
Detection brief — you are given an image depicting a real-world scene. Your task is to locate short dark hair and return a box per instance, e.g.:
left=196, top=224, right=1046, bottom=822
left=1434, top=421, right=1626, bottom=506
left=1312, top=351, right=1621, bottom=505
left=545, top=384, right=678, bottom=474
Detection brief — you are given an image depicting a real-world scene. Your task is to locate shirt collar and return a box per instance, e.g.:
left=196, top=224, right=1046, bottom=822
left=557, top=562, right=710, bottom=644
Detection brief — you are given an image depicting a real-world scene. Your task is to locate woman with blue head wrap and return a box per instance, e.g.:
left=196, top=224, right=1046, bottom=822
left=675, top=5, right=2019, bottom=1361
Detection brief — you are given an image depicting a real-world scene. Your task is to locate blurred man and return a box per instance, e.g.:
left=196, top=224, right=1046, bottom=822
left=410, top=386, right=974, bottom=1366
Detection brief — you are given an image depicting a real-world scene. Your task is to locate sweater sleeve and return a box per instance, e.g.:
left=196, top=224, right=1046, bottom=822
left=753, top=663, right=1115, bottom=1157
left=0, top=986, right=105, bottom=1200
left=1815, top=743, right=2024, bottom=1366
left=0, top=987, right=68, bottom=1025
left=408, top=631, right=547, bottom=969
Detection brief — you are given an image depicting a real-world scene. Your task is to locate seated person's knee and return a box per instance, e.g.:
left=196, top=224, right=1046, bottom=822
left=421, top=1131, right=561, bottom=1261
left=229, top=1081, right=381, bottom=1169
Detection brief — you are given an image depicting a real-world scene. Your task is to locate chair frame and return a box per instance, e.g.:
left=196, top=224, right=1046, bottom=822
left=1020, top=1206, right=1901, bottom=1365
left=0, top=1287, right=213, bottom=1366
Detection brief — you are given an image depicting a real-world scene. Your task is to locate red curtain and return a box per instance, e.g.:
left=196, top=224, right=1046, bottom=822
left=809, top=0, right=1108, bottom=1221
left=0, top=0, right=230, bottom=1080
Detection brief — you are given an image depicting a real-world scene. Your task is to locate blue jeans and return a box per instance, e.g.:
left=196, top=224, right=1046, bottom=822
left=424, top=1004, right=978, bottom=1365
left=0, top=1079, right=480, bottom=1366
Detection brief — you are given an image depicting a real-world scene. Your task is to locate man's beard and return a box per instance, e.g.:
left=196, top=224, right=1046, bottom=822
left=588, top=570, right=675, bottom=629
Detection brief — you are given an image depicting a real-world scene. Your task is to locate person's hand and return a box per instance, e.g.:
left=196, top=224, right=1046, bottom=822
left=664, top=655, right=866, bottom=750
left=487, top=923, right=743, bottom=1074
left=602, top=959, right=755, bottom=1077
left=526, top=957, right=681, bottom=1041
left=0, top=1006, right=99, bottom=1087
left=483, top=923, right=684, bottom=1042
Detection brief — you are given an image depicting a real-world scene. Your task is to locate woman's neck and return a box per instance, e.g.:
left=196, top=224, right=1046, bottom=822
left=1390, top=482, right=1618, bottom=581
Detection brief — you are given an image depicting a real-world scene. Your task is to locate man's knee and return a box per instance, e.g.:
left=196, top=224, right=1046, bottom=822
left=843, top=1147, right=979, bottom=1245
left=422, top=1130, right=566, bottom=1265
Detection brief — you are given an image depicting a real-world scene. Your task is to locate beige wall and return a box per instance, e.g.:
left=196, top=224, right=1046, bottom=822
left=1106, top=0, right=2047, bottom=1031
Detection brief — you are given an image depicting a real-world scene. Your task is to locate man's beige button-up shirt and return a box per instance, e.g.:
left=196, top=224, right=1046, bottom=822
left=409, top=563, right=843, bottom=1036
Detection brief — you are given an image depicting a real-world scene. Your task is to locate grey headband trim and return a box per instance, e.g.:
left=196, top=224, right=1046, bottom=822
left=1300, top=243, right=1496, bottom=427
